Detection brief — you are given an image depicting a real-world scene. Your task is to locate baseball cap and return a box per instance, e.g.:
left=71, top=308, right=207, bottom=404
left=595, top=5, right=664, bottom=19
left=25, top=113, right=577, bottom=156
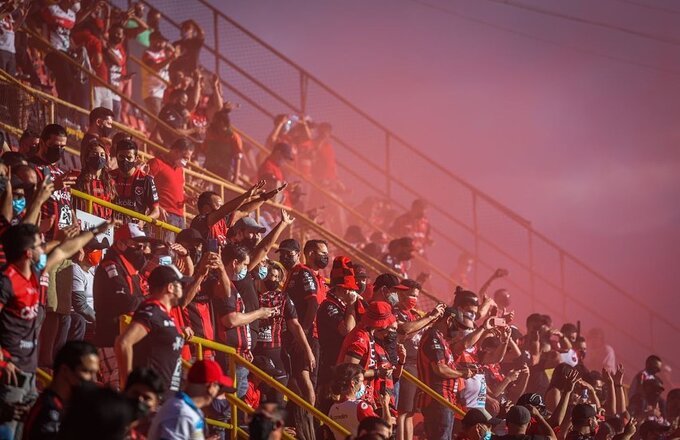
left=373, top=273, right=409, bottom=291
left=462, top=408, right=502, bottom=429
left=571, top=403, right=597, bottom=424
left=114, top=223, right=145, bottom=242
left=84, top=237, right=110, bottom=251
left=517, top=393, right=546, bottom=411
left=273, top=142, right=294, bottom=161
left=506, top=405, right=531, bottom=426
left=231, top=216, right=266, bottom=234
left=361, top=301, right=396, bottom=329
left=176, top=228, right=203, bottom=245
left=187, top=359, right=236, bottom=393
left=639, top=420, right=671, bottom=438
left=353, top=263, right=369, bottom=279
left=329, top=256, right=359, bottom=290
left=147, top=265, right=193, bottom=290
left=276, top=238, right=300, bottom=253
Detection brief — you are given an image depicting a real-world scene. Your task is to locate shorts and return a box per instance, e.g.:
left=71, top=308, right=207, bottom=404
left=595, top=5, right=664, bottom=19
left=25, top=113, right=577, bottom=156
left=98, top=347, right=119, bottom=390
left=290, top=336, right=320, bottom=388
left=397, top=364, right=419, bottom=413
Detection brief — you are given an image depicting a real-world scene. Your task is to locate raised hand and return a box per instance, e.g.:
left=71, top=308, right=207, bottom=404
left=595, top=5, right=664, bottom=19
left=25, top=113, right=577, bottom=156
left=561, top=368, right=581, bottom=393
left=613, top=363, right=625, bottom=387
left=280, top=209, right=295, bottom=225
left=494, top=268, right=509, bottom=278
left=245, top=180, right=266, bottom=198
left=36, top=178, right=56, bottom=204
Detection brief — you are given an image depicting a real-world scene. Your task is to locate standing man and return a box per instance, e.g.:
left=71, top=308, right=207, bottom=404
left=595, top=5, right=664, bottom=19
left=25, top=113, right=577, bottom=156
left=80, top=107, right=114, bottom=160
left=147, top=137, right=194, bottom=241
left=111, top=138, right=160, bottom=224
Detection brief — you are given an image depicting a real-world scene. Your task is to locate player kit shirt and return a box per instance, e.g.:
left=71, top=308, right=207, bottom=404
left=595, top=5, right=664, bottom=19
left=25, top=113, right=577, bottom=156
left=184, top=275, right=217, bottom=358
left=284, top=263, right=327, bottom=338
left=317, top=292, right=350, bottom=372
left=416, top=327, right=462, bottom=408
left=0, top=14, right=16, bottom=54
left=142, top=48, right=171, bottom=99
left=256, top=289, right=297, bottom=349
left=214, top=288, right=252, bottom=356
left=30, top=159, right=73, bottom=241
left=0, top=265, right=42, bottom=372
left=336, top=327, right=389, bottom=407
left=190, top=214, right=230, bottom=246
left=42, top=4, right=76, bottom=52
left=132, top=300, right=184, bottom=391
left=328, top=399, right=378, bottom=440
left=112, top=167, right=159, bottom=219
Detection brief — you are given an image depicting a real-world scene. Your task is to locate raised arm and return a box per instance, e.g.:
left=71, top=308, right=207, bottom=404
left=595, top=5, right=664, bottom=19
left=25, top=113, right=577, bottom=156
left=46, top=222, right=111, bottom=273
left=23, top=179, right=54, bottom=226
left=206, top=180, right=266, bottom=228
left=398, top=304, right=444, bottom=335
left=247, top=209, right=294, bottom=271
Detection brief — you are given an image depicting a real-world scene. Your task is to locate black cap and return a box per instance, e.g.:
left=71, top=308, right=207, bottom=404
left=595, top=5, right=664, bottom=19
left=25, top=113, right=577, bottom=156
left=373, top=273, right=409, bottom=291
left=639, top=420, right=671, bottom=438
left=276, top=238, right=300, bottom=253
left=517, top=393, right=546, bottom=410
left=462, top=408, right=502, bottom=429
left=273, top=142, right=294, bottom=161
left=571, top=403, right=597, bottom=424
left=84, top=237, right=110, bottom=251
left=506, top=406, right=531, bottom=426
left=148, top=265, right=193, bottom=290
left=231, top=216, right=266, bottom=234
left=176, top=228, right=203, bottom=245
left=354, top=263, right=369, bottom=279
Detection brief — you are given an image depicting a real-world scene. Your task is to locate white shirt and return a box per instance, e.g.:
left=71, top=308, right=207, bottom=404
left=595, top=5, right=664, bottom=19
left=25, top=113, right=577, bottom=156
left=142, top=48, right=170, bottom=99
left=148, top=392, right=206, bottom=440
left=328, top=399, right=376, bottom=440
left=44, top=5, right=76, bottom=52
left=72, top=264, right=95, bottom=309
left=0, top=14, right=15, bottom=54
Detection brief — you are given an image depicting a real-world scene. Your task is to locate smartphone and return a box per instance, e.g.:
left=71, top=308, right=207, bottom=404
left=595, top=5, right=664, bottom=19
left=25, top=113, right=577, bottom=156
left=206, top=238, right=219, bottom=254
left=379, top=381, right=387, bottom=395
left=43, top=166, right=52, bottom=183
left=158, top=256, right=172, bottom=266
left=489, top=317, right=506, bottom=327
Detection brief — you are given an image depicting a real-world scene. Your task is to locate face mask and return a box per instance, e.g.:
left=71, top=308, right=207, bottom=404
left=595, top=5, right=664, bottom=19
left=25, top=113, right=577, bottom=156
left=232, top=266, right=247, bottom=281
left=0, top=175, right=7, bottom=195
left=241, top=236, right=258, bottom=250
left=264, top=279, right=280, bottom=292
left=255, top=265, right=268, bottom=280
left=357, top=281, right=366, bottom=295
left=279, top=254, right=297, bottom=270
left=378, top=330, right=398, bottom=346
left=463, top=311, right=476, bottom=321
left=176, top=158, right=189, bottom=168
left=386, top=291, right=398, bottom=306
left=405, top=297, right=418, bottom=310
left=87, top=155, right=106, bottom=171
left=315, top=254, right=329, bottom=269
left=124, top=247, right=147, bottom=271
left=355, top=382, right=366, bottom=400
left=118, top=158, right=136, bottom=173
left=99, top=125, right=112, bottom=138
left=45, top=147, right=62, bottom=164
left=34, top=253, right=47, bottom=271
left=86, top=249, right=102, bottom=266
left=190, top=248, right=202, bottom=264
left=482, top=430, right=492, bottom=440
left=12, top=197, right=25, bottom=215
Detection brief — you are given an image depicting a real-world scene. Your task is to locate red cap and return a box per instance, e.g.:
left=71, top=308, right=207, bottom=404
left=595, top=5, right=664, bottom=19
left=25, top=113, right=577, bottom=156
left=330, top=256, right=359, bottom=290
left=187, top=360, right=236, bottom=392
left=361, top=301, right=396, bottom=329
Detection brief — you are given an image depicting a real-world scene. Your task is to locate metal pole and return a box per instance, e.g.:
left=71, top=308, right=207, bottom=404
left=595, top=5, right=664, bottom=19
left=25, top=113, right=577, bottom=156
left=213, top=10, right=219, bottom=75
left=299, top=72, right=307, bottom=115
left=385, top=133, right=391, bottom=199
left=528, top=227, right=536, bottom=312
left=559, top=251, right=566, bottom=319
left=472, top=192, right=480, bottom=290
left=229, top=356, right=238, bottom=440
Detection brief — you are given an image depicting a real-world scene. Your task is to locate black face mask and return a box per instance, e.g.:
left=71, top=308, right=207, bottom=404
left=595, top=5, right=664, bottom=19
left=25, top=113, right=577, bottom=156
left=190, top=248, right=202, bottom=265
left=45, top=146, right=63, bottom=164
left=118, top=158, right=136, bottom=173
left=279, top=255, right=297, bottom=270
left=239, top=236, right=258, bottom=250
left=86, top=155, right=106, bottom=171
left=264, top=279, right=280, bottom=292
left=315, top=254, right=329, bottom=269
left=99, top=125, right=112, bottom=138
left=377, top=330, right=398, bottom=346
left=124, top=247, right=147, bottom=270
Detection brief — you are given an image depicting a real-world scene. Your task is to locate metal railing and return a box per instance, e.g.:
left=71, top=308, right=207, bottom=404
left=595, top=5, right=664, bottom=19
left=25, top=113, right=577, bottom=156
left=113, top=0, right=680, bottom=375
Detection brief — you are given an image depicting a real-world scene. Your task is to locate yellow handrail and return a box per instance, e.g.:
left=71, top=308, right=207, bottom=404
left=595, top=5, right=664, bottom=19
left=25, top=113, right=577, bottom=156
left=401, top=370, right=465, bottom=417
left=224, top=393, right=296, bottom=440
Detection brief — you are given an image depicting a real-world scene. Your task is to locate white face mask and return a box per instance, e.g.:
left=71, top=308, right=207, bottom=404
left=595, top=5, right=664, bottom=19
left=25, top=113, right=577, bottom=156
left=71, top=1, right=81, bottom=12
left=354, top=382, right=366, bottom=400
left=177, top=158, right=188, bottom=168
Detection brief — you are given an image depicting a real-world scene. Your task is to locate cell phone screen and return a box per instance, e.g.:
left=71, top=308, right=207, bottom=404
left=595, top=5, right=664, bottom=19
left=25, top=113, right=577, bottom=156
left=206, top=239, right=219, bottom=254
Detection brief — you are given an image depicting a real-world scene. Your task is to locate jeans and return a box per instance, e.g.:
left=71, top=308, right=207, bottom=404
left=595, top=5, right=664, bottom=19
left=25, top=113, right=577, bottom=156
left=422, top=401, right=454, bottom=440
left=163, top=212, right=185, bottom=243
left=0, top=50, right=16, bottom=75
left=0, top=371, right=37, bottom=439
left=235, top=365, right=249, bottom=399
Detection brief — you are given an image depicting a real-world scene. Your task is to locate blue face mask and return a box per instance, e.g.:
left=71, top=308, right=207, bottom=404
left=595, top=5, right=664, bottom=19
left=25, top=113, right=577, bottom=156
left=12, top=197, right=26, bottom=215
left=483, top=430, right=492, bottom=440
left=34, top=253, right=47, bottom=271
left=232, top=266, right=247, bottom=281
left=255, top=265, right=268, bottom=280
left=355, top=382, right=366, bottom=400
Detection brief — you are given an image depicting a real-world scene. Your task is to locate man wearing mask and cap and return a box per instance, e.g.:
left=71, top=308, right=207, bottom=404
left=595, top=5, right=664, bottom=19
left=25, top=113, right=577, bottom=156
left=416, top=306, right=476, bottom=440
left=497, top=405, right=557, bottom=440
left=458, top=408, right=502, bottom=440
left=282, top=238, right=329, bottom=403
left=115, top=265, right=193, bottom=393
left=317, top=256, right=365, bottom=388
left=28, top=124, right=75, bottom=241
left=93, top=223, right=148, bottom=389
left=147, top=137, right=195, bottom=241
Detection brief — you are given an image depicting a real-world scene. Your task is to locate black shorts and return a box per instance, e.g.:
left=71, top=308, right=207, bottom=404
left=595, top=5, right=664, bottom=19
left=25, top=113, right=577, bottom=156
left=289, top=336, right=320, bottom=387
left=397, top=364, right=419, bottom=413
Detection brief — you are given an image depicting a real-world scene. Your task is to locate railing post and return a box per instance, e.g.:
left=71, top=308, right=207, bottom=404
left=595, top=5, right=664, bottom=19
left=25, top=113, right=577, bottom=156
left=197, top=343, right=203, bottom=361
left=527, top=226, right=536, bottom=312
left=48, top=101, right=55, bottom=124
left=472, top=192, right=480, bottom=290
left=559, top=251, right=566, bottom=319
left=213, top=10, right=219, bottom=75
left=385, top=133, right=391, bottom=199
left=229, top=356, right=238, bottom=440
left=299, top=72, right=308, bottom=115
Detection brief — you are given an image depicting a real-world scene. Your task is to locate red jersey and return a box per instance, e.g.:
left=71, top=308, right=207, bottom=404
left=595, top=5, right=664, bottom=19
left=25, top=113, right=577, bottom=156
left=416, top=327, right=463, bottom=408
left=190, top=214, right=230, bottom=246
left=257, top=158, right=290, bottom=206
left=111, top=167, right=159, bottom=219
left=147, top=156, right=186, bottom=216
left=30, top=159, right=73, bottom=241
left=0, top=265, right=42, bottom=372
left=73, top=174, right=113, bottom=219
left=283, top=264, right=326, bottom=338
left=255, top=290, right=297, bottom=349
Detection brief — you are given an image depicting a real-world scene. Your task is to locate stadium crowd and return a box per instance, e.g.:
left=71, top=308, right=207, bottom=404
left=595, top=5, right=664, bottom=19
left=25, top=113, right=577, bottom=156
left=0, top=1, right=678, bottom=440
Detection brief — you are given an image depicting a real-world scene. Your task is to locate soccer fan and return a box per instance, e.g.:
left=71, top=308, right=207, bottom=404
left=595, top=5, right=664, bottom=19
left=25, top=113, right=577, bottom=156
left=629, top=355, right=663, bottom=400
left=170, top=20, right=205, bottom=75
left=124, top=367, right=166, bottom=440
left=80, top=107, right=114, bottom=160
left=156, top=89, right=201, bottom=146
left=381, top=237, right=416, bottom=279
left=203, top=107, right=243, bottom=183
left=497, top=405, right=557, bottom=440
left=258, top=142, right=294, bottom=207
left=142, top=31, right=175, bottom=116
left=111, top=138, right=160, bottom=223
left=73, top=138, right=116, bottom=219
left=390, top=199, right=433, bottom=257
left=458, top=408, right=502, bottom=440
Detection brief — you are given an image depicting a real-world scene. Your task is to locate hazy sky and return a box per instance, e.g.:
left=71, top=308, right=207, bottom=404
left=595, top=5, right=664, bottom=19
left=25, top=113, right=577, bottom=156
left=162, top=0, right=680, bottom=367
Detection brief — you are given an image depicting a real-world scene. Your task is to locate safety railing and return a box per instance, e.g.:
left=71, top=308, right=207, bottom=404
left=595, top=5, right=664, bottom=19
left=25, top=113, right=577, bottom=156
left=0, top=65, right=667, bottom=374
left=116, top=0, right=680, bottom=375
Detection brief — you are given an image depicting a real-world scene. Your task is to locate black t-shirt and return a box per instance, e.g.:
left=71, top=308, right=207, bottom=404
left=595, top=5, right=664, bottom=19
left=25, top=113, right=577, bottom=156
left=158, top=103, right=187, bottom=145
left=132, top=300, right=184, bottom=392
left=23, top=388, right=63, bottom=440
left=171, top=36, right=204, bottom=73
left=234, top=274, right=259, bottom=332
left=316, top=292, right=347, bottom=370
left=284, top=264, right=322, bottom=336
left=213, top=287, right=251, bottom=355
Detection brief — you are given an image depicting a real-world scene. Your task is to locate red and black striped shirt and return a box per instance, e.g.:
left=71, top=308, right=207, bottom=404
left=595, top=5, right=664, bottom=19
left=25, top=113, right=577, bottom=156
left=255, top=289, right=297, bottom=349
left=416, top=327, right=462, bottom=408
left=111, top=168, right=159, bottom=220
left=73, top=174, right=113, bottom=219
